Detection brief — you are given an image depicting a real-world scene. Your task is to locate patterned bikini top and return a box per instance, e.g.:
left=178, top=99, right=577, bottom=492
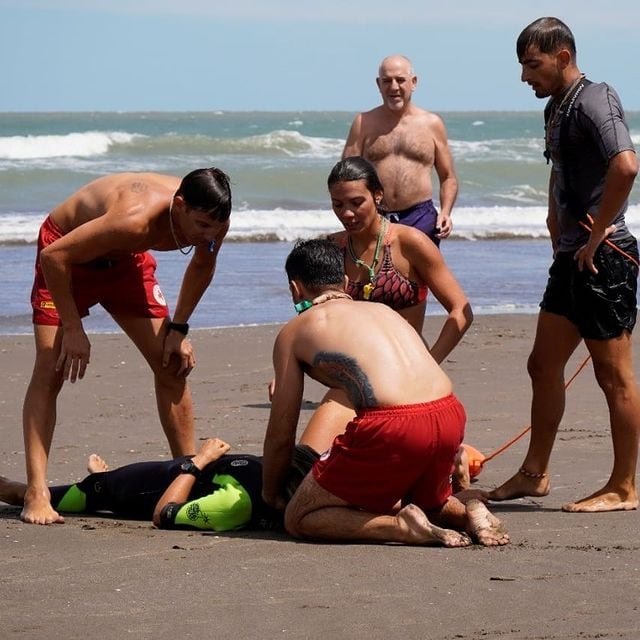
left=344, top=242, right=428, bottom=310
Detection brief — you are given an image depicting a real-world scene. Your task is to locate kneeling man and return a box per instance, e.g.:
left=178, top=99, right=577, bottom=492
left=262, top=239, right=508, bottom=547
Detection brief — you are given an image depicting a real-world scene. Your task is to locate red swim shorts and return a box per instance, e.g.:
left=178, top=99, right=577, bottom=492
left=312, top=394, right=466, bottom=513
left=31, top=216, right=169, bottom=326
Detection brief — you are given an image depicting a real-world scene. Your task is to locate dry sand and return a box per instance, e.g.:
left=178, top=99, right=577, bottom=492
left=1, top=315, right=639, bottom=639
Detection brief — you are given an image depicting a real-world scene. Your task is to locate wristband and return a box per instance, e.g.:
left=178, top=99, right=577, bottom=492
left=168, top=321, right=189, bottom=336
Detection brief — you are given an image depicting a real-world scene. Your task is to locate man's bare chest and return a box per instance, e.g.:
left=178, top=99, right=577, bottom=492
left=364, top=129, right=434, bottom=164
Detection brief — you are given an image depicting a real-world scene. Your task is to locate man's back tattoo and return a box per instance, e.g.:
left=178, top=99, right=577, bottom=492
left=312, top=351, right=377, bottom=408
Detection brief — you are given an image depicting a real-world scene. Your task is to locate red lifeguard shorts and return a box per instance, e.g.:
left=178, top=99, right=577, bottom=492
left=31, top=216, right=169, bottom=326
left=312, top=394, right=466, bottom=513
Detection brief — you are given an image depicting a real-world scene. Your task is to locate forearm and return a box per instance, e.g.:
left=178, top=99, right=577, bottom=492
left=151, top=447, right=219, bottom=525
left=172, top=260, right=215, bottom=323
left=590, top=152, right=638, bottom=232
left=262, top=435, right=295, bottom=504
left=40, top=256, right=83, bottom=330
left=152, top=474, right=197, bottom=526
left=438, top=175, right=458, bottom=217
left=428, top=304, right=473, bottom=364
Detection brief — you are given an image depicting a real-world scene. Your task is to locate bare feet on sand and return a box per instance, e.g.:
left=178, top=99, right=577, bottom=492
left=21, top=487, right=64, bottom=525
left=87, top=453, right=109, bottom=473
left=397, top=504, right=472, bottom=547
left=465, top=499, right=509, bottom=546
left=488, top=469, right=550, bottom=501
left=562, top=487, right=639, bottom=513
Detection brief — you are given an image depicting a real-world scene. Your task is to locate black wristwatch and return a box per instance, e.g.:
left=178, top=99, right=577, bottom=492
left=179, top=460, right=201, bottom=478
left=168, top=321, right=189, bottom=336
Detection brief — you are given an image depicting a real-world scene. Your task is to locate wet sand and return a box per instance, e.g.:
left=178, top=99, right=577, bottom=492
left=1, top=315, right=638, bottom=639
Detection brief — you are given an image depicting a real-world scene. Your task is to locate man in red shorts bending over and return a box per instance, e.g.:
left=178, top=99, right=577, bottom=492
left=262, top=239, right=508, bottom=546
left=23, top=169, right=231, bottom=525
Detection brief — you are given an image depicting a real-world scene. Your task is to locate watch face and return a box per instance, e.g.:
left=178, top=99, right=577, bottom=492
left=180, top=461, right=199, bottom=475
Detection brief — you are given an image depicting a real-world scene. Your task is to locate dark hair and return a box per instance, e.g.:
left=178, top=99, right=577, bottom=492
left=176, top=167, right=232, bottom=222
left=284, top=444, right=320, bottom=500
left=285, top=239, right=345, bottom=292
left=327, top=156, right=384, bottom=196
left=517, top=17, right=576, bottom=61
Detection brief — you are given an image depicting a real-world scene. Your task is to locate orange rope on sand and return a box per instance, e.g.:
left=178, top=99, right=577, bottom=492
left=477, top=214, right=639, bottom=470
left=480, top=354, right=593, bottom=468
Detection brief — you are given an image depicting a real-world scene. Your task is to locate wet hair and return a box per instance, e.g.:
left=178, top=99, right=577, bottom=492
left=284, top=444, right=321, bottom=500
left=176, top=167, right=232, bottom=222
left=327, top=156, right=384, bottom=197
left=517, top=17, right=576, bottom=61
left=285, top=239, right=345, bottom=292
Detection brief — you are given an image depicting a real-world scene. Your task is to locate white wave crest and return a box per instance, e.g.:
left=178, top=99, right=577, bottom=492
left=240, top=130, right=344, bottom=158
left=0, top=131, right=140, bottom=159
left=3, top=204, right=640, bottom=245
left=451, top=137, right=544, bottom=163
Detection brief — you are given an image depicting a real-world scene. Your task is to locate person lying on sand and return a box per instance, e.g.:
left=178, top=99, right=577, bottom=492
left=0, top=438, right=318, bottom=532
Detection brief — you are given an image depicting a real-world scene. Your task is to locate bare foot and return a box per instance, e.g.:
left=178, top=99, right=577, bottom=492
left=87, top=453, right=109, bottom=473
left=397, top=504, right=472, bottom=547
left=562, top=487, right=639, bottom=513
left=489, top=469, right=550, bottom=501
left=0, top=475, right=27, bottom=506
left=465, top=499, right=509, bottom=546
left=21, top=487, right=64, bottom=525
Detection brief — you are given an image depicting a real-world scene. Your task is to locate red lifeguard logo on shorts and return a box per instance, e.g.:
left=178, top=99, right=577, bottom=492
left=153, top=285, right=167, bottom=307
left=40, top=301, right=56, bottom=309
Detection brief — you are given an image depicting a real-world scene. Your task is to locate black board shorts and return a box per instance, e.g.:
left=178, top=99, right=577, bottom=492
left=540, top=236, right=638, bottom=340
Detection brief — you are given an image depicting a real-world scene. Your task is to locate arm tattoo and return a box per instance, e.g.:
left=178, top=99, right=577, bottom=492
left=312, top=351, right=377, bottom=408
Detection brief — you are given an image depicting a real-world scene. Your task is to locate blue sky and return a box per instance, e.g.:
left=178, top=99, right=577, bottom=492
left=2, top=1, right=639, bottom=112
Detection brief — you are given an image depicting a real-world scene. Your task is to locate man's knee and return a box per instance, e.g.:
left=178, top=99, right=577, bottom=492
left=153, top=366, right=189, bottom=392
left=283, top=474, right=331, bottom=539
left=283, top=503, right=305, bottom=539
left=29, top=358, right=65, bottom=397
left=527, top=350, right=548, bottom=381
left=593, top=361, right=636, bottom=398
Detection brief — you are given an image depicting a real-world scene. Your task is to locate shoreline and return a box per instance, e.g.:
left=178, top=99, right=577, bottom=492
left=1, top=314, right=639, bottom=639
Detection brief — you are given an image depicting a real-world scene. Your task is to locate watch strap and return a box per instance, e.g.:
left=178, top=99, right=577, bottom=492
left=168, top=321, right=189, bottom=336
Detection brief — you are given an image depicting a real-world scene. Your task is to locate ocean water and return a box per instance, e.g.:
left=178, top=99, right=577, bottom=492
left=1, top=111, right=639, bottom=334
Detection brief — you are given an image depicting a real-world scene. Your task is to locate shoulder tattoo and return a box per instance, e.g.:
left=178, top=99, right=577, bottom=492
left=312, top=351, right=377, bottom=408
left=130, top=181, right=148, bottom=194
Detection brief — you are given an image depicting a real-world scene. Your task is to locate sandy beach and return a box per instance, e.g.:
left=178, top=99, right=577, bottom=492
left=1, top=314, right=639, bottom=640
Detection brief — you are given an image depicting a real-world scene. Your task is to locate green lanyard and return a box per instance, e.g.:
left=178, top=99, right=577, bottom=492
left=347, top=216, right=387, bottom=300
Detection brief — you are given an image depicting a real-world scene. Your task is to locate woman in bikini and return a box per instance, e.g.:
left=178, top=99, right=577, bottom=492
left=299, top=156, right=473, bottom=452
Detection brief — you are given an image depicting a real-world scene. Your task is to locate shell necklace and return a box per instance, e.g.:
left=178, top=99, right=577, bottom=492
left=545, top=73, right=586, bottom=153
left=347, top=215, right=387, bottom=300
left=295, top=292, right=352, bottom=315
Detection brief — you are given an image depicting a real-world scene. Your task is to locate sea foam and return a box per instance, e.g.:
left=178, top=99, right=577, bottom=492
left=0, top=131, right=140, bottom=159
left=3, top=205, right=639, bottom=245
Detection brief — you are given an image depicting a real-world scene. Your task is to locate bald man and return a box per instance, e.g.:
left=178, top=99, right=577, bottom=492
left=343, top=55, right=458, bottom=245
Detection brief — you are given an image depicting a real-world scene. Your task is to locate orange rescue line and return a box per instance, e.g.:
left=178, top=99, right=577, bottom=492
left=471, top=214, right=639, bottom=477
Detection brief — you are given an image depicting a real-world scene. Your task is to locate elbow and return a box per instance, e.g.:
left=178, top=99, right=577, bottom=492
left=39, top=246, right=55, bottom=269
left=622, top=157, right=638, bottom=183
left=152, top=507, right=163, bottom=528
left=458, top=301, right=474, bottom=333
left=614, top=151, right=639, bottom=183
left=465, top=304, right=474, bottom=331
